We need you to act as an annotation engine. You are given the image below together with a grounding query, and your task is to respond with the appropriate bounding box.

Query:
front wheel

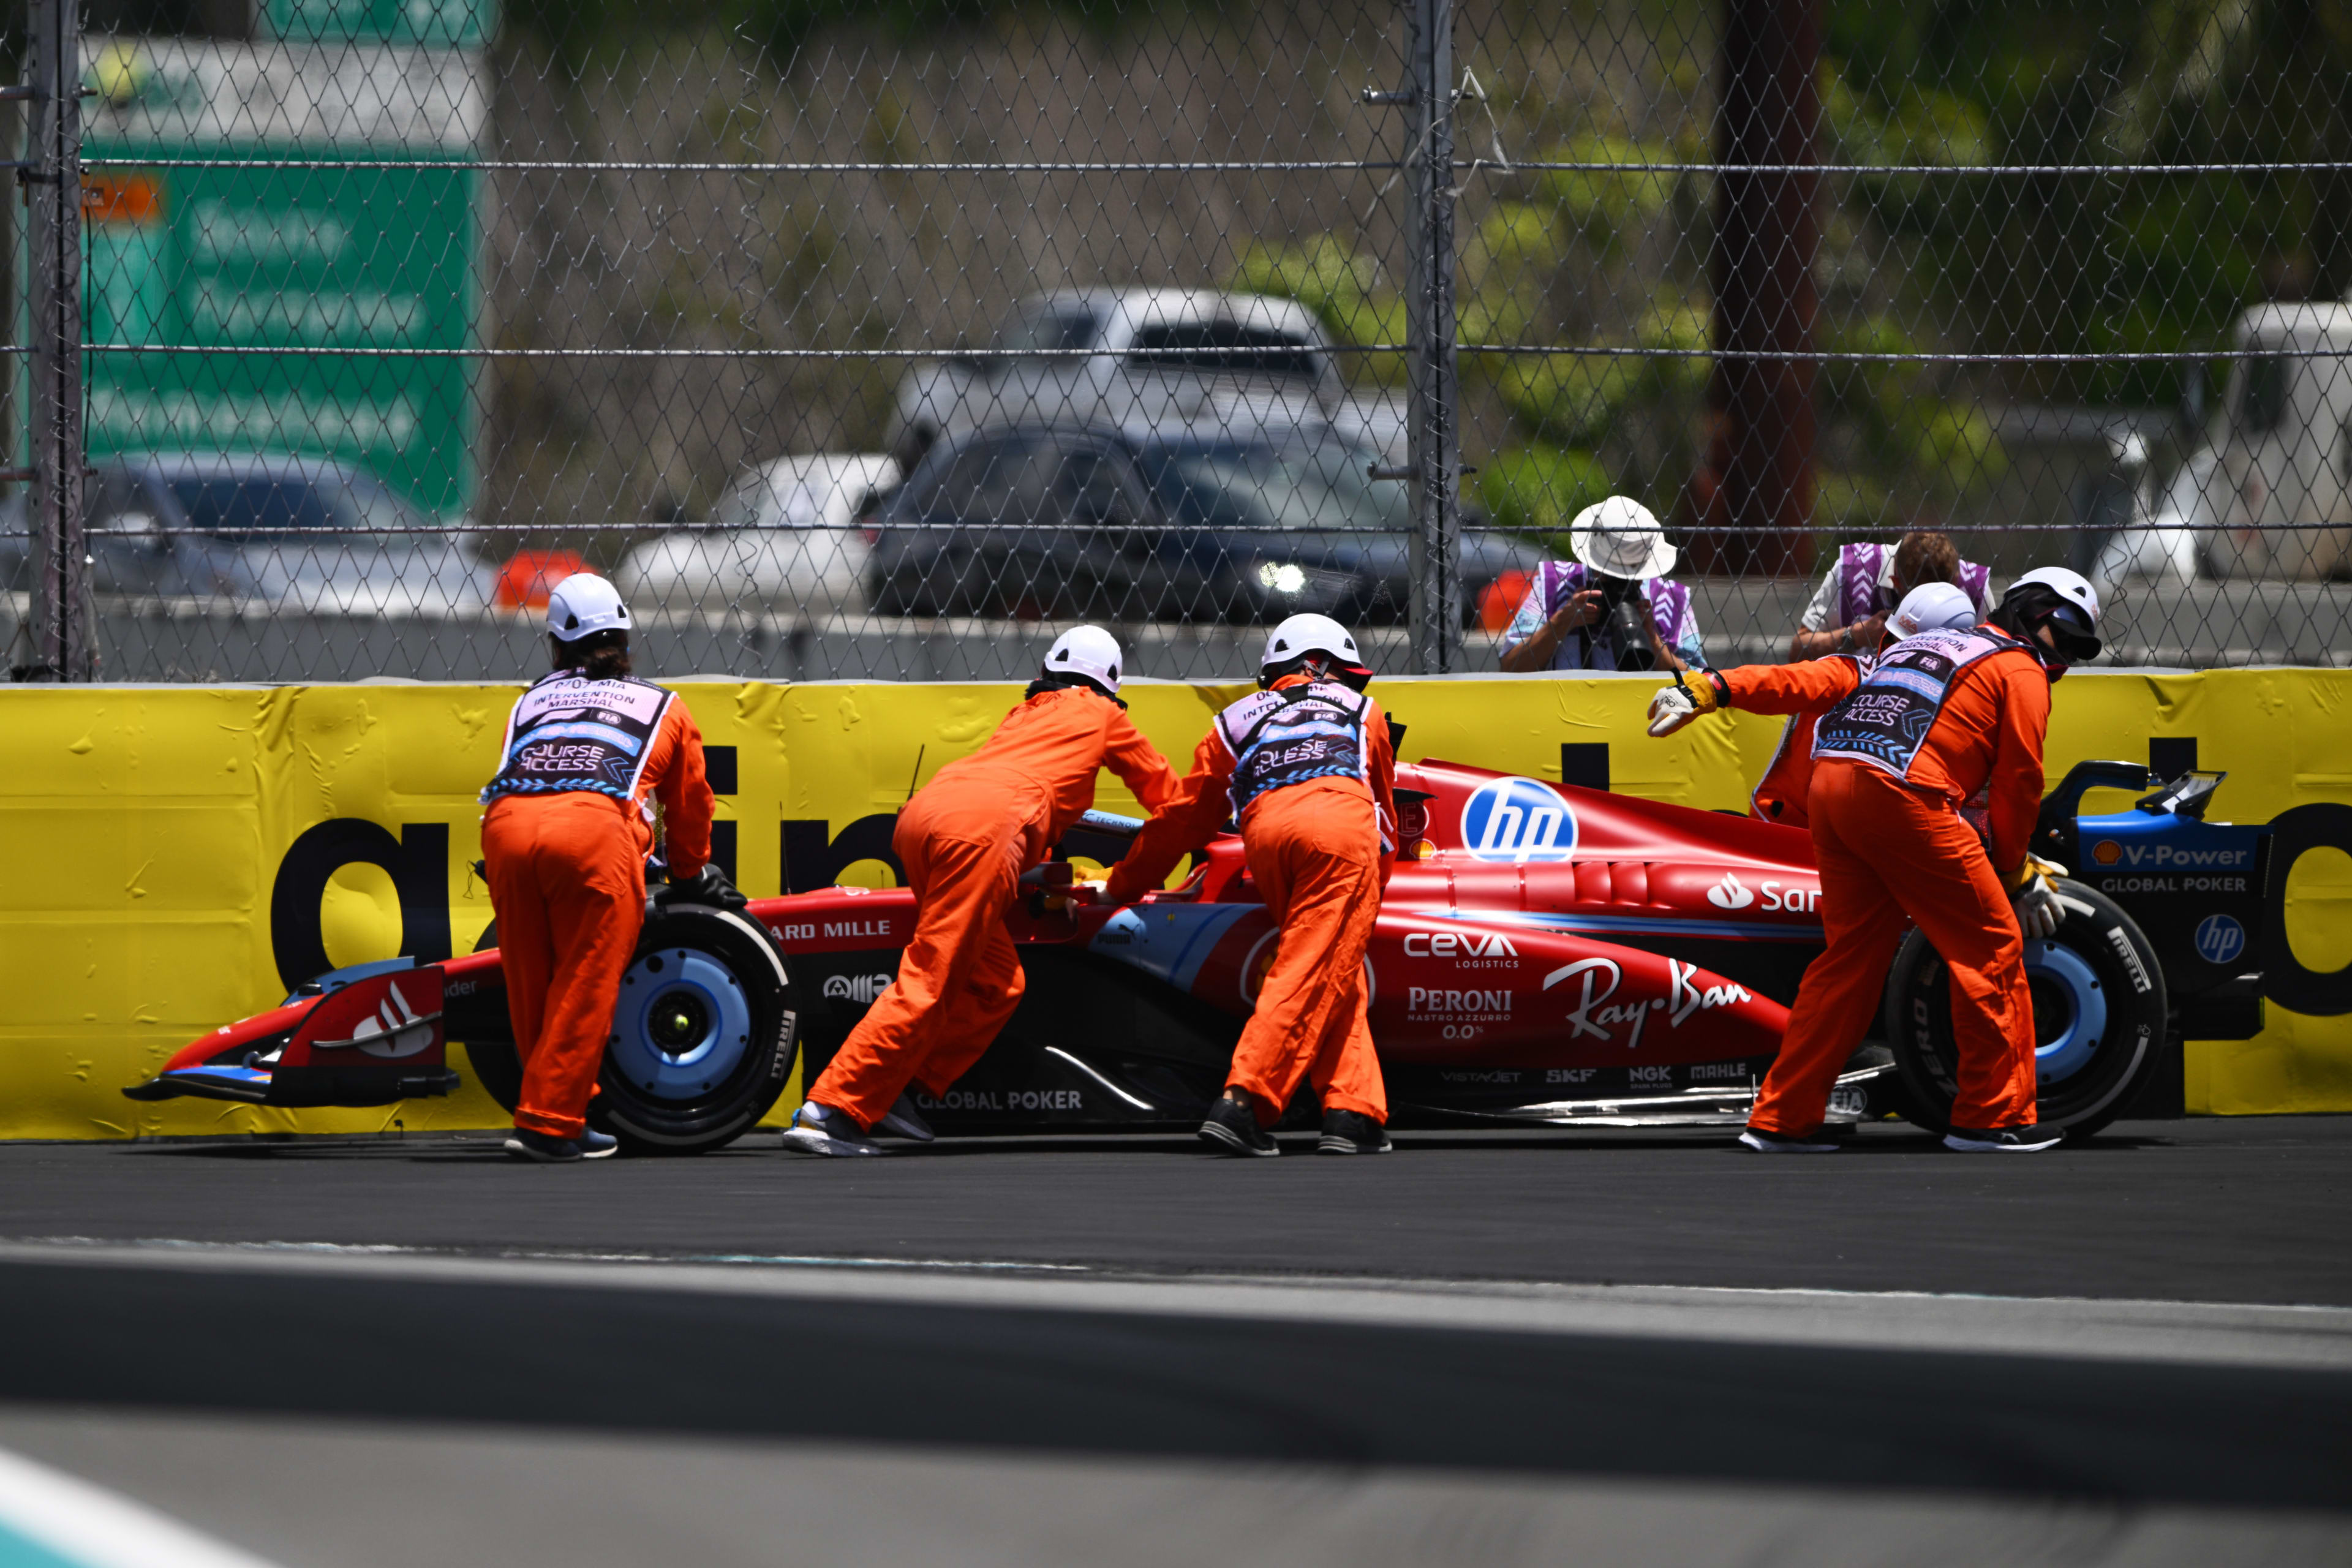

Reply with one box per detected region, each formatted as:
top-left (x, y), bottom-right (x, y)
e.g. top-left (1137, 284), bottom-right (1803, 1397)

top-left (593, 905), bottom-right (800, 1153)
top-left (1883, 878), bottom-right (2168, 1141)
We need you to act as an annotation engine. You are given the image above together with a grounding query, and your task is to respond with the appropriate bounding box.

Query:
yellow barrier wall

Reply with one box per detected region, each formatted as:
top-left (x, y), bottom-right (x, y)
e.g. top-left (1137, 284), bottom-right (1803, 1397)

top-left (2, 670), bottom-right (2346, 1139)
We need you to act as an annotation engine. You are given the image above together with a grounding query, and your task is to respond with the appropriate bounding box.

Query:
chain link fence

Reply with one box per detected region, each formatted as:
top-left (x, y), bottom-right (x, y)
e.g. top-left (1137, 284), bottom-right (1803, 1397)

top-left (4, 0), bottom-right (2348, 684)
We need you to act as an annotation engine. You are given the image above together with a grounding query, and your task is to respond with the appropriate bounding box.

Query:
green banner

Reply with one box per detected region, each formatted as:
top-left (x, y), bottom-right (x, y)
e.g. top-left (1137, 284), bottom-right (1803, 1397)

top-left (262, 0), bottom-right (496, 50)
top-left (83, 153), bottom-right (477, 516)
top-left (69, 39), bottom-right (483, 517)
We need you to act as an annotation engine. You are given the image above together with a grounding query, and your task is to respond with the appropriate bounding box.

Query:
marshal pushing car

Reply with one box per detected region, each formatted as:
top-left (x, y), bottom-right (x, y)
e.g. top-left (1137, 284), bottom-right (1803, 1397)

top-left (129, 755), bottom-right (2352, 1150)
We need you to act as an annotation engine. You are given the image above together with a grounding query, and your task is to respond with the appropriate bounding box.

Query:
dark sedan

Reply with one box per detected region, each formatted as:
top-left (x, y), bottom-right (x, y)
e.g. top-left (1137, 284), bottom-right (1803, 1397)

top-left (0, 451), bottom-right (488, 616)
top-left (864, 426), bottom-right (1548, 624)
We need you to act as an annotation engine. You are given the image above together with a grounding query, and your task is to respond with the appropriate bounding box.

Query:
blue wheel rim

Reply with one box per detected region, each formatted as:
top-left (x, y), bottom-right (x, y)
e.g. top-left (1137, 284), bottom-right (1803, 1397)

top-left (609, 947), bottom-right (753, 1101)
top-left (2025, 940), bottom-right (2108, 1085)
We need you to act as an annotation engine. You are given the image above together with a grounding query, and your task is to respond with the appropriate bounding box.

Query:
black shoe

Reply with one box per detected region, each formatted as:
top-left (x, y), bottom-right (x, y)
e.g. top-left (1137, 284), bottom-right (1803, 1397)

top-left (1317, 1109), bottom-right (1392, 1155)
top-left (503, 1127), bottom-right (616, 1163)
top-left (780, 1101), bottom-right (888, 1157)
top-left (873, 1091), bottom-right (936, 1143)
top-left (1738, 1125), bottom-right (1841, 1153)
top-left (1198, 1095), bottom-right (1279, 1157)
top-left (1944, 1123), bottom-right (2064, 1152)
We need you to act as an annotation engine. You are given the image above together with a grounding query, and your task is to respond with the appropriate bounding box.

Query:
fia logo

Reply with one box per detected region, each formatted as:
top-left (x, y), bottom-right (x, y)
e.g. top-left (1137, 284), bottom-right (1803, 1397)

top-left (1704, 872), bottom-right (1754, 910)
top-left (2193, 914), bottom-right (2246, 967)
top-left (1460, 777), bottom-right (1577, 864)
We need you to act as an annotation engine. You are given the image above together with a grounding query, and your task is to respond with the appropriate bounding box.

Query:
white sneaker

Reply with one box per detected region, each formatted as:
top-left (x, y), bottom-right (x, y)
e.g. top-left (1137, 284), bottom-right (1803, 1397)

top-left (779, 1102), bottom-right (887, 1157)
top-left (1738, 1126), bottom-right (1841, 1153)
top-left (1943, 1125), bottom-right (2064, 1152)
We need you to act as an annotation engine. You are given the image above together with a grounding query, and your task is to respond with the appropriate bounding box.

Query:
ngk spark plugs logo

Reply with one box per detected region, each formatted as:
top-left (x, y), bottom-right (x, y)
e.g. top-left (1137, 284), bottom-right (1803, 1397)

top-left (1460, 777), bottom-right (1577, 864)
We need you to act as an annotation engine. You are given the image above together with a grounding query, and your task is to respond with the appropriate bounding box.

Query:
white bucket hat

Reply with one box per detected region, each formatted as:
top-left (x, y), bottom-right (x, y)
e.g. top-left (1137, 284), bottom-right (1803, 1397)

top-left (1569, 496), bottom-right (1677, 582)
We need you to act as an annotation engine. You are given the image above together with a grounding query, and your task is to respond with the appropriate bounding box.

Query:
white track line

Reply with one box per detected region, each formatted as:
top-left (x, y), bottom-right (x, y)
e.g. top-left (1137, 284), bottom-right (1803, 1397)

top-left (4, 1238), bottom-right (2349, 1374)
top-left (0, 1444), bottom-right (281, 1568)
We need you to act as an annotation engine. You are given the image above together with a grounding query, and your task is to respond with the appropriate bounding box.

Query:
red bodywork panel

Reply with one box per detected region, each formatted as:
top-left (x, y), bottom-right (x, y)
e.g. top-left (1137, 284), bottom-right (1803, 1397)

top-left (157, 759), bottom-right (1829, 1096)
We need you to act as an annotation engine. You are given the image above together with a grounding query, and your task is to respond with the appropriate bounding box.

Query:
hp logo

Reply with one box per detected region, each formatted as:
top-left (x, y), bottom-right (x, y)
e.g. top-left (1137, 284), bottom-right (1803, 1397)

top-left (1460, 776), bottom-right (1577, 864)
top-left (2193, 914), bottom-right (2246, 967)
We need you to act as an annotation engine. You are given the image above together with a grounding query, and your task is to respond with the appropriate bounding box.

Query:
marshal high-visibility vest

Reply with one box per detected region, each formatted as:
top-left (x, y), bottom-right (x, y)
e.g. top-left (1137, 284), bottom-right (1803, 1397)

top-left (480, 671), bottom-right (677, 812)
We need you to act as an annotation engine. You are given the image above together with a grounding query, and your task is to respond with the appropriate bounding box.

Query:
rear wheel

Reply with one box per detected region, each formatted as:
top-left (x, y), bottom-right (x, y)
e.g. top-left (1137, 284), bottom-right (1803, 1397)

top-left (1883, 878), bottom-right (2168, 1140)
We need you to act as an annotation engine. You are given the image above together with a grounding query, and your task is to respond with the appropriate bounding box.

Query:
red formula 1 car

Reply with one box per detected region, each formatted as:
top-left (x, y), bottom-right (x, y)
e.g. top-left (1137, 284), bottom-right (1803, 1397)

top-left (136, 748), bottom-right (2337, 1152)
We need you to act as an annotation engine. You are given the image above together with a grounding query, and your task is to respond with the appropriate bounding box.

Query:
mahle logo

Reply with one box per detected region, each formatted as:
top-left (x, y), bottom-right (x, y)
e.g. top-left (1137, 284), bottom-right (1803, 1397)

top-left (1460, 777), bottom-right (1577, 864)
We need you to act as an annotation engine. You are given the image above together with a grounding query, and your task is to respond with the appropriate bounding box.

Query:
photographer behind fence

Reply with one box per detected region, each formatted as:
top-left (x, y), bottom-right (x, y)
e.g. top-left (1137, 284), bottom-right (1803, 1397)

top-left (1787, 530), bottom-right (1991, 662)
top-left (1496, 497), bottom-right (1707, 674)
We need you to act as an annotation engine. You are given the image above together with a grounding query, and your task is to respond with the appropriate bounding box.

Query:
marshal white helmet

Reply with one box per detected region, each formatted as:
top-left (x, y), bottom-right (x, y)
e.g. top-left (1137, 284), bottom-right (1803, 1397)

top-left (1041, 624), bottom-right (1124, 695)
top-left (1890, 581), bottom-right (1980, 639)
top-left (546, 572), bottom-right (631, 643)
top-left (2002, 565), bottom-right (2103, 662)
top-left (1260, 613), bottom-right (1366, 681)
top-left (2005, 565), bottom-right (2101, 627)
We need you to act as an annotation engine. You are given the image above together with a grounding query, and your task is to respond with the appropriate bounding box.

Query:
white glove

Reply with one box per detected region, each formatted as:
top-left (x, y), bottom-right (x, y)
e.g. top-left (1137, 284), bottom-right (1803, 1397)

top-left (1646, 685), bottom-right (1699, 737)
top-left (2008, 856), bottom-right (2067, 940)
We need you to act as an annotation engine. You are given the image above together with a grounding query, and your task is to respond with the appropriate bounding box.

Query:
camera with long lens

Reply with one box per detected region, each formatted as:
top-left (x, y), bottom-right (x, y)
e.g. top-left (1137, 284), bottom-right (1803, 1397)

top-left (1595, 576), bottom-right (1657, 671)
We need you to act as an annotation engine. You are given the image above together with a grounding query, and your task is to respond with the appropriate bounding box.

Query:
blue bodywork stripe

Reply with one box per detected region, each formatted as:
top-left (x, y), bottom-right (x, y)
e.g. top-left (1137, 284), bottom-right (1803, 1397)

top-left (1087, 903), bottom-right (1257, 990)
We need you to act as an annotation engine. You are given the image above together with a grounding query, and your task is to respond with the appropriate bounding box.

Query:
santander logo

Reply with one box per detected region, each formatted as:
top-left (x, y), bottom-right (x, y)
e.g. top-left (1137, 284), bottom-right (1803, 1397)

top-left (1705, 873), bottom-right (1755, 910)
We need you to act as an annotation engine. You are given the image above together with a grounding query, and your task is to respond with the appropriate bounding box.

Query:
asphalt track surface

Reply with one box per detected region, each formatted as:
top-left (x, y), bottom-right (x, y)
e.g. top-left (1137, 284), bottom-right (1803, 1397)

top-left (3, 1115), bottom-right (2350, 1566)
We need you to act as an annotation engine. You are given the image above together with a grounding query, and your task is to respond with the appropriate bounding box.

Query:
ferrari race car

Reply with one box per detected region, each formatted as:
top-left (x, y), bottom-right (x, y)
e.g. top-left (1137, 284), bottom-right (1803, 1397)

top-left (129, 756), bottom-right (2352, 1151)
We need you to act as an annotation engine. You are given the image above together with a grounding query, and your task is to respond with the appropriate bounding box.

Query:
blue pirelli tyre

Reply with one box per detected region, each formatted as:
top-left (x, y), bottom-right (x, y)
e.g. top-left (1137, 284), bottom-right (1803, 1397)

top-left (1883, 878), bottom-right (2169, 1140)
top-left (593, 905), bottom-right (801, 1153)
top-left (459, 904), bottom-right (799, 1154)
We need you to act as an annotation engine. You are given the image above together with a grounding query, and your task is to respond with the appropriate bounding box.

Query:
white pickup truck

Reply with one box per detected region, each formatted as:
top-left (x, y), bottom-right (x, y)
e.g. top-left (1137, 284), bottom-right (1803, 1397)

top-left (887, 289), bottom-right (1406, 468)
top-left (2099, 301), bottom-right (2352, 585)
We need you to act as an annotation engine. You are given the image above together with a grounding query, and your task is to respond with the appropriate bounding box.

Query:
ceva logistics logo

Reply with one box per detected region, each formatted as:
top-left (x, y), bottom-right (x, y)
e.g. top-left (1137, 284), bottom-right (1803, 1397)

top-left (1460, 776), bottom-right (1577, 864)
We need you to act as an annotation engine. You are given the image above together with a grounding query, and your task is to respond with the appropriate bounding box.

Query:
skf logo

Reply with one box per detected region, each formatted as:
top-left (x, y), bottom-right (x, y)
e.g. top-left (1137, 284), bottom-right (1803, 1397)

top-left (1460, 777), bottom-right (1577, 864)
top-left (822, 973), bottom-right (895, 1005)
top-left (1705, 873), bottom-right (1755, 910)
top-left (2093, 839), bottom-right (2123, 866)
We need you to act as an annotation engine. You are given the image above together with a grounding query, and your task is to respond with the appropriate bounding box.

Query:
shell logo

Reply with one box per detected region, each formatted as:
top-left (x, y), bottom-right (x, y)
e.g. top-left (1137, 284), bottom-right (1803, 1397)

top-left (2093, 839), bottom-right (2123, 866)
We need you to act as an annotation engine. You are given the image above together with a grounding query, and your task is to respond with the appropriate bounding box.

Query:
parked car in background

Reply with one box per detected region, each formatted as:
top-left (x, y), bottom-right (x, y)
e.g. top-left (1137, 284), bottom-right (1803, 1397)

top-left (2097, 302), bottom-right (2352, 587)
top-left (616, 454), bottom-right (898, 620)
top-left (887, 290), bottom-right (1406, 470)
top-left (0, 451), bottom-right (491, 616)
top-left (866, 424), bottom-right (1548, 625)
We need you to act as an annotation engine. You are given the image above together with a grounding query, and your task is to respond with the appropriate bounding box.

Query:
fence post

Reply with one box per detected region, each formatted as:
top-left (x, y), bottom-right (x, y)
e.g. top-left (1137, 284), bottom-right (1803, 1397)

top-left (21, 0), bottom-right (89, 682)
top-left (1697, 0), bottom-right (1819, 578)
top-left (1402, 0), bottom-right (1463, 673)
